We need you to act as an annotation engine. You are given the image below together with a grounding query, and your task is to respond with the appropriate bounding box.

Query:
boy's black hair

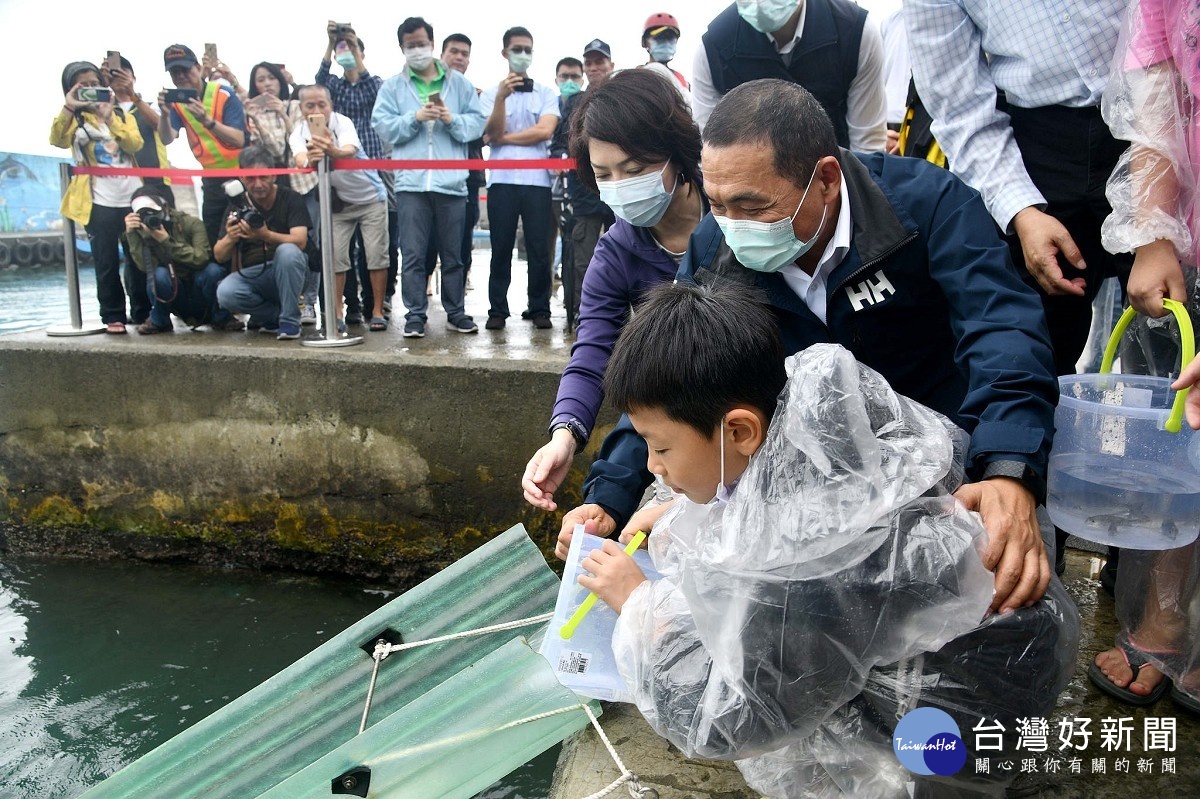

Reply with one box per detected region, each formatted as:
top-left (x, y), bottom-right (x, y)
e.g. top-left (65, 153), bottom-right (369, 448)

top-left (604, 282), bottom-right (787, 436)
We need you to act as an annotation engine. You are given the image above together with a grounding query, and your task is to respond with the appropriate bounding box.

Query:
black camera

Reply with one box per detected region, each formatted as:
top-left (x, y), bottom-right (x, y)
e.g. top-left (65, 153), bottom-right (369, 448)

top-left (223, 180), bottom-right (265, 229)
top-left (137, 208), bottom-right (165, 230)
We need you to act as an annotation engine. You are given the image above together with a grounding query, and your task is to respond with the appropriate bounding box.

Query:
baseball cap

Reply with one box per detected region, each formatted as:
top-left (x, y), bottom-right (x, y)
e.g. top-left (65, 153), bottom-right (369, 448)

top-left (163, 44), bottom-right (199, 71)
top-left (583, 39), bottom-right (612, 59)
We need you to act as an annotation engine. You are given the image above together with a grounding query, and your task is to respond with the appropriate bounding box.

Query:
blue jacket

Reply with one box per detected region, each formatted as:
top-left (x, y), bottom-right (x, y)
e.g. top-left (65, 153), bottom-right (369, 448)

top-left (371, 63), bottom-right (485, 197)
top-left (583, 150), bottom-right (1058, 529)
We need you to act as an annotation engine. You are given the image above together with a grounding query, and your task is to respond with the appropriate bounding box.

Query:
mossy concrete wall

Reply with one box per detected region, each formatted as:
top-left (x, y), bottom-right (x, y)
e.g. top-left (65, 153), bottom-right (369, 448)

top-left (0, 337), bottom-right (609, 583)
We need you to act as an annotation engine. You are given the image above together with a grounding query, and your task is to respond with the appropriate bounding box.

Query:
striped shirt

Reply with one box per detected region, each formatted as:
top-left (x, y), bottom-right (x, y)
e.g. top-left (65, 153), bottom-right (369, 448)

top-left (905, 0), bottom-right (1129, 231)
top-left (315, 61), bottom-right (385, 159)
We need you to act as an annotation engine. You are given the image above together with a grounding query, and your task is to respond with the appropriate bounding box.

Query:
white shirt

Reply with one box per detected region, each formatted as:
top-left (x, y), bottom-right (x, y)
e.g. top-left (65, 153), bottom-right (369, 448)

top-left (780, 180), bottom-right (852, 325)
top-left (479, 81), bottom-right (560, 188)
top-left (289, 112), bottom-right (384, 206)
top-left (691, 2), bottom-right (888, 152)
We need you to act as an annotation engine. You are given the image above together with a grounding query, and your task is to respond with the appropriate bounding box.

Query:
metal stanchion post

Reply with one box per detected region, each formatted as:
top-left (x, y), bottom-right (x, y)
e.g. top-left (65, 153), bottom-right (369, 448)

top-left (304, 156), bottom-right (362, 348)
top-left (48, 162), bottom-right (106, 336)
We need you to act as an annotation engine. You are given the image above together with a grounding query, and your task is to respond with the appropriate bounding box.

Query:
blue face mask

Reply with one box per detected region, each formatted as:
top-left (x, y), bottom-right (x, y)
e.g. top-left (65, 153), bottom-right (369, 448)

top-left (736, 0), bottom-right (799, 34)
top-left (597, 164), bottom-right (678, 227)
top-left (648, 39), bottom-right (677, 63)
top-left (335, 51), bottom-right (356, 69)
top-left (714, 166), bottom-right (826, 272)
top-left (558, 79), bottom-right (582, 99)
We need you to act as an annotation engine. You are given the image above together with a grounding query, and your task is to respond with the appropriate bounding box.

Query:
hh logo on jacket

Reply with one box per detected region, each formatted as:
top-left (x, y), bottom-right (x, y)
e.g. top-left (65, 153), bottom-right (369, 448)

top-left (845, 270), bottom-right (895, 311)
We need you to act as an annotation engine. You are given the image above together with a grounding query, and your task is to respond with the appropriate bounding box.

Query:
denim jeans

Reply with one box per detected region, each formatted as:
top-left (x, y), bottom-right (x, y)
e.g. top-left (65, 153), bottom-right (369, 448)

top-left (146, 261), bottom-right (230, 327)
top-left (397, 191), bottom-right (467, 324)
top-left (215, 243), bottom-right (307, 327)
top-left (487, 183), bottom-right (552, 319)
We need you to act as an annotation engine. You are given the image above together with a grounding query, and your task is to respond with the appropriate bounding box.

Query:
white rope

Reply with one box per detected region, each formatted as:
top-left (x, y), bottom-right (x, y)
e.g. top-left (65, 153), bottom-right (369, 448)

top-left (379, 611), bottom-right (556, 656)
top-left (354, 611), bottom-right (656, 799)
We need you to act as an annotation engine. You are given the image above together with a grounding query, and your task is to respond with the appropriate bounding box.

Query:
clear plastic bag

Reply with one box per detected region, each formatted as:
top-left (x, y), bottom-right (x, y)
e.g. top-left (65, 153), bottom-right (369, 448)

top-left (613, 345), bottom-right (1078, 797)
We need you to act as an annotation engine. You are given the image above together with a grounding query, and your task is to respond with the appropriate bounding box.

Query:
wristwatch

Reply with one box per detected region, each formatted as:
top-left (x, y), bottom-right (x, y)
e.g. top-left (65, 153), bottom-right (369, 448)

top-left (548, 417), bottom-right (589, 449)
top-left (982, 460), bottom-right (1046, 505)
top-left (205, 118), bottom-right (217, 130)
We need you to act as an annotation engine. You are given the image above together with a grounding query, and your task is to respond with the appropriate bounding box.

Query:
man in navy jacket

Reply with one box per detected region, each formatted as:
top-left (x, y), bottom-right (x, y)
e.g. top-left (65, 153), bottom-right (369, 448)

top-left (563, 79), bottom-right (1058, 614)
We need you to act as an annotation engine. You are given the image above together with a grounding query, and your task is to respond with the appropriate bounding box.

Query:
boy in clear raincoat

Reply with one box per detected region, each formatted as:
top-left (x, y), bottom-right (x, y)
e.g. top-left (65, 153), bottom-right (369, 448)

top-left (579, 282), bottom-right (1078, 798)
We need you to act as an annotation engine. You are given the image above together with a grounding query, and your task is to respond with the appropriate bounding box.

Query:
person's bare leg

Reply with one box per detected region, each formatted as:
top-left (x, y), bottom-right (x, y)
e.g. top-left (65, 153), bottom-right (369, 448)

top-left (334, 273), bottom-right (347, 320)
top-left (370, 270), bottom-right (387, 320)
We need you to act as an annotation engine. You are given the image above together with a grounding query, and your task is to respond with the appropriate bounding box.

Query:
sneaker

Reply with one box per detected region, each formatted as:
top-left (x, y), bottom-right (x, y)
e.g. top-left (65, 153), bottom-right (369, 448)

top-left (137, 320), bottom-right (173, 335)
top-left (276, 323), bottom-right (302, 340)
top-left (382, 297), bottom-right (393, 313)
top-left (403, 320), bottom-right (426, 338)
top-left (531, 314), bottom-right (553, 330)
top-left (520, 309), bottom-right (533, 320)
top-left (212, 317), bottom-right (246, 332)
top-left (259, 323), bottom-right (279, 335)
top-left (446, 317), bottom-right (479, 334)
top-left (246, 318), bottom-right (263, 331)
top-left (300, 305), bottom-right (318, 326)
top-left (345, 312), bottom-right (364, 325)
top-left (485, 315), bottom-right (506, 330)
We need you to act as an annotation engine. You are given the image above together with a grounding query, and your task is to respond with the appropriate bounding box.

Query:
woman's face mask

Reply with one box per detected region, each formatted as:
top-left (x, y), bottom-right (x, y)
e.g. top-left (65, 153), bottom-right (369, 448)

top-left (597, 163), bottom-right (679, 228)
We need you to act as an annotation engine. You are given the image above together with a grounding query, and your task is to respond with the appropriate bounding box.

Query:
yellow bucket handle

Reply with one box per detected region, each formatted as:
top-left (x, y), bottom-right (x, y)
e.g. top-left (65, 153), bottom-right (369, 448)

top-left (1099, 298), bottom-right (1195, 433)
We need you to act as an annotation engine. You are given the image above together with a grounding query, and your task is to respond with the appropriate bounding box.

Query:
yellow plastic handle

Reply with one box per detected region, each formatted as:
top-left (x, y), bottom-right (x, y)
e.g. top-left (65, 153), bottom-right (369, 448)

top-left (559, 530), bottom-right (647, 640)
top-left (1099, 298), bottom-right (1195, 433)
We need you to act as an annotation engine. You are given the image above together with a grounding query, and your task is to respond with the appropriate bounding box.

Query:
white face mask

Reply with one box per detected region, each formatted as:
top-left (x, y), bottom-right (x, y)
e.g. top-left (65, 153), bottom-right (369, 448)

top-left (507, 52), bottom-right (533, 73)
top-left (597, 164), bottom-right (678, 227)
top-left (714, 165), bottom-right (826, 273)
top-left (736, 0), bottom-right (800, 34)
top-left (404, 45), bottom-right (434, 72)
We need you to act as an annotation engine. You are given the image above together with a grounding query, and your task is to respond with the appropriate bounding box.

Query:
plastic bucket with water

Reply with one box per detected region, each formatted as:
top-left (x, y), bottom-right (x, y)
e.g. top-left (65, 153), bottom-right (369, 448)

top-left (1047, 299), bottom-right (1200, 550)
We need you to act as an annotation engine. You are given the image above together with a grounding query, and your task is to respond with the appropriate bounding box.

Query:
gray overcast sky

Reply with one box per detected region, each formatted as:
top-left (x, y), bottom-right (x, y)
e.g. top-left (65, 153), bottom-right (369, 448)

top-left (5, 0), bottom-right (896, 162)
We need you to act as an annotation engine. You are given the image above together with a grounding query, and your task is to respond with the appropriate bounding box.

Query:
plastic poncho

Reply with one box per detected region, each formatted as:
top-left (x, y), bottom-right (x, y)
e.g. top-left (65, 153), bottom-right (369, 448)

top-left (1100, 0), bottom-right (1200, 713)
top-left (613, 345), bottom-right (1078, 798)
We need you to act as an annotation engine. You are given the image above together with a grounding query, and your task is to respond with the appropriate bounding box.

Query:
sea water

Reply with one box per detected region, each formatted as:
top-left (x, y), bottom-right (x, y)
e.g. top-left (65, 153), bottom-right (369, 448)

top-left (1047, 452), bottom-right (1200, 550)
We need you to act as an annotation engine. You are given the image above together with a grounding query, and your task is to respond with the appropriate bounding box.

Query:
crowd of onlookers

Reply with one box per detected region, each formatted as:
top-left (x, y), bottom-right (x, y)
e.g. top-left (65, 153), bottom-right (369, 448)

top-left (52, 3), bottom-right (1200, 793)
top-left (53, 12), bottom-right (708, 340)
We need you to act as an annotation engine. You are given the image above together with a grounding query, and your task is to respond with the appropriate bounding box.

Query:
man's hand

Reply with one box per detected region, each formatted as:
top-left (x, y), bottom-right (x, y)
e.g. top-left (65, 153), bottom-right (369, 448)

top-left (522, 429), bottom-right (577, 511)
top-left (156, 89), bottom-right (170, 114)
top-left (415, 103), bottom-right (440, 123)
top-left (955, 477), bottom-right (1050, 613)
top-left (307, 131), bottom-right (334, 156)
top-left (1012, 207), bottom-right (1087, 296)
top-left (555, 504), bottom-right (615, 561)
top-left (108, 67), bottom-right (135, 98)
top-left (885, 128), bottom-right (900, 155)
top-left (1171, 356), bottom-right (1200, 430)
top-left (1128, 239), bottom-right (1186, 318)
top-left (578, 538), bottom-right (647, 614)
top-left (496, 72), bottom-right (523, 101)
top-left (436, 106), bottom-right (454, 125)
top-left (185, 98), bottom-right (213, 129)
top-left (224, 215), bottom-right (250, 241)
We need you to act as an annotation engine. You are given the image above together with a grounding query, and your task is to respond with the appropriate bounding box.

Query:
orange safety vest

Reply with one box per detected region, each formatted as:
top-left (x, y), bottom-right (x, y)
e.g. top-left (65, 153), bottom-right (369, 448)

top-left (175, 82), bottom-right (242, 169)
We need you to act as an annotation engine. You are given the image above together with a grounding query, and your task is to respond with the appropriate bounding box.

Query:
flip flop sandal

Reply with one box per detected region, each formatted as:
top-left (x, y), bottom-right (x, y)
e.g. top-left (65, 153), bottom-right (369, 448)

top-left (1088, 636), bottom-right (1172, 707)
top-left (369, 317), bottom-right (388, 331)
top-left (105, 321), bottom-right (127, 334)
top-left (1170, 685), bottom-right (1200, 716)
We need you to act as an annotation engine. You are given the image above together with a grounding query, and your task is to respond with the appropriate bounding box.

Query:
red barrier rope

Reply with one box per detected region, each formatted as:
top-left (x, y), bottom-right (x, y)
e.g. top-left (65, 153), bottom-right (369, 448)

top-left (71, 157), bottom-right (576, 178)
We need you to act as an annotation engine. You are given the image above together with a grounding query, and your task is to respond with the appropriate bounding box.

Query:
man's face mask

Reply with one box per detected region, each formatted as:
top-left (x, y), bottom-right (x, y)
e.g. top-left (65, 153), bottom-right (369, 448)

top-left (736, 0), bottom-right (799, 34)
top-left (714, 165), bottom-right (826, 273)
top-left (507, 47), bottom-right (533, 73)
top-left (404, 45), bottom-right (434, 72)
top-left (648, 38), bottom-right (677, 63)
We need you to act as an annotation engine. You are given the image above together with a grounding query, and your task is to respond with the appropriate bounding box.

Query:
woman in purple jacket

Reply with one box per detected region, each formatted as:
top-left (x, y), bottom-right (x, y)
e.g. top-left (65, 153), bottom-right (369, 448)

top-left (522, 68), bottom-right (707, 511)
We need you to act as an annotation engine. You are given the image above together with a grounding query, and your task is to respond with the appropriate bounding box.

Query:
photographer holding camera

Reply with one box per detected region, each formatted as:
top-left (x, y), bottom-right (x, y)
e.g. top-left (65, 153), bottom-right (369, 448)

top-left (52, 60), bottom-right (144, 334)
top-left (124, 185), bottom-right (240, 334)
top-left (213, 146), bottom-right (311, 341)
top-left (157, 44), bottom-right (249, 246)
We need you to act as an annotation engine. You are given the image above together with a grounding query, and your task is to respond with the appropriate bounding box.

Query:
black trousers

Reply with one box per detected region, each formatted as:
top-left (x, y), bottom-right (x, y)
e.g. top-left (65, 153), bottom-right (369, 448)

top-left (487, 183), bottom-right (552, 319)
top-left (1006, 103), bottom-right (1133, 376)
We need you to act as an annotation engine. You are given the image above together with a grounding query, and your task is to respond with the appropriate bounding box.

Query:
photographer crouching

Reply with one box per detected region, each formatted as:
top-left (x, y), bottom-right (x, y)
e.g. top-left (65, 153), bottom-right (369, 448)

top-left (213, 145), bottom-right (312, 340)
top-left (124, 184), bottom-right (243, 334)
